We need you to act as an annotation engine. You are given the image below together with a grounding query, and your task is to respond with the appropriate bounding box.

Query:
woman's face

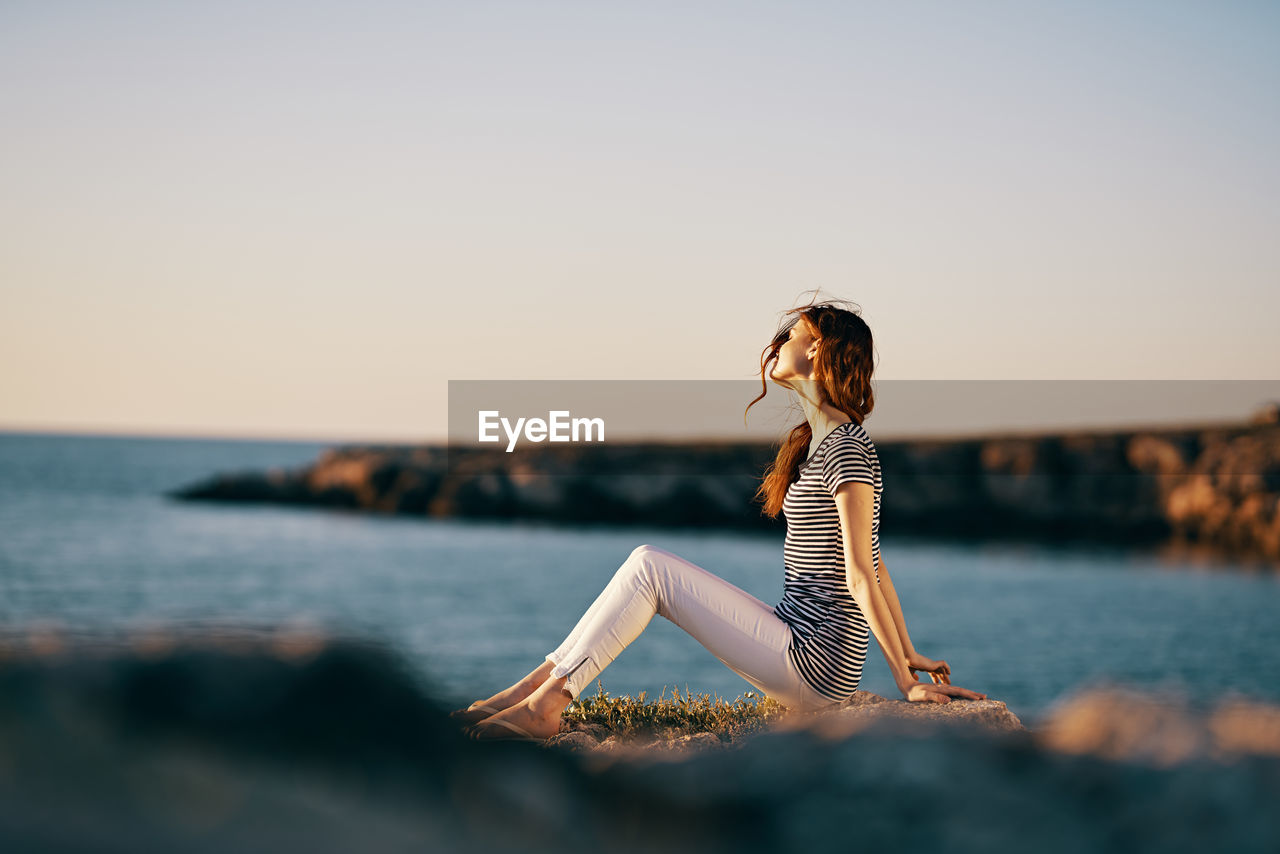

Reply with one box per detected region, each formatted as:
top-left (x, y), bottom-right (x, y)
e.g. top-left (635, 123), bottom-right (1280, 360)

top-left (769, 319), bottom-right (818, 389)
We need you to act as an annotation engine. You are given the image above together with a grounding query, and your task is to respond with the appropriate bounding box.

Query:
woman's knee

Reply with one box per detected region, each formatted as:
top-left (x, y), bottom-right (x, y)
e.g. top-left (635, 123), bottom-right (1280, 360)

top-left (606, 544), bottom-right (661, 589)
top-left (629, 543), bottom-right (659, 562)
top-left (624, 544), bottom-right (665, 579)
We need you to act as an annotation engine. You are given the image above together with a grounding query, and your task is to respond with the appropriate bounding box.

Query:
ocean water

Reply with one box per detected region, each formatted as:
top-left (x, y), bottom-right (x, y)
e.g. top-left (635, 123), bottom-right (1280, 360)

top-left (1, 430), bottom-right (1277, 729)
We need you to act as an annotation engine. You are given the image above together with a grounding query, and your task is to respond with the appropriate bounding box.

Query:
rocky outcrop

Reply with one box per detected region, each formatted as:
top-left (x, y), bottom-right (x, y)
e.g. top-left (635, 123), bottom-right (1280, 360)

top-left (546, 691), bottom-right (1028, 766)
top-left (772, 690), bottom-right (1027, 737)
top-left (549, 684), bottom-right (1280, 769)
top-left (170, 412), bottom-right (1280, 564)
top-left (2, 629), bottom-right (1278, 853)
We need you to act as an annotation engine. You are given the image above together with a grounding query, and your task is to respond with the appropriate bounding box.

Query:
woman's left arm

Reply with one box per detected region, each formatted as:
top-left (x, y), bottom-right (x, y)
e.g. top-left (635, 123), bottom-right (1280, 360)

top-left (833, 482), bottom-right (915, 697)
top-left (875, 556), bottom-right (917, 659)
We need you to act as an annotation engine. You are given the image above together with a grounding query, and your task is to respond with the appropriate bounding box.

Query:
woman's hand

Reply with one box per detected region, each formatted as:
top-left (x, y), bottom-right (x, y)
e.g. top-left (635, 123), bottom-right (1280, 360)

top-left (906, 651), bottom-right (951, 684)
top-left (902, 681), bottom-right (987, 704)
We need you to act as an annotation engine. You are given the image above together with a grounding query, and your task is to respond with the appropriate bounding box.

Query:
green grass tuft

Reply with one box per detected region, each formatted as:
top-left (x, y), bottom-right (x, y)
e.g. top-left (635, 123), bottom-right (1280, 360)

top-left (560, 679), bottom-right (791, 741)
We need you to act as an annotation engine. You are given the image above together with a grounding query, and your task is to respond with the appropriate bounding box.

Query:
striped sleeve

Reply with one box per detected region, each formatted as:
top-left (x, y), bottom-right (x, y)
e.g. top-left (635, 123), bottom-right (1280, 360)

top-left (821, 437), bottom-right (876, 496)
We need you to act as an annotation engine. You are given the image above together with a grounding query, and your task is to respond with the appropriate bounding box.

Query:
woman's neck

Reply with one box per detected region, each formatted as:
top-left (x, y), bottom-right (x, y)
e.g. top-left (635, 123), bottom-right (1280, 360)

top-left (783, 379), bottom-right (853, 450)
top-left (791, 389), bottom-right (851, 446)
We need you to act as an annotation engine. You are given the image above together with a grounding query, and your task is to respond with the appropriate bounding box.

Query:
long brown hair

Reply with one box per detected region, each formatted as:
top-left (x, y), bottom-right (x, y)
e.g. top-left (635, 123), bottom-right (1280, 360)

top-left (744, 296), bottom-right (877, 518)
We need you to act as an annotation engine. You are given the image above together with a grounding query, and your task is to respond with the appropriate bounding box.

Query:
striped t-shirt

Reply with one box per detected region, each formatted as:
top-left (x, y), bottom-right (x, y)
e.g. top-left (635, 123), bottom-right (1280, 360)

top-left (773, 420), bottom-right (884, 703)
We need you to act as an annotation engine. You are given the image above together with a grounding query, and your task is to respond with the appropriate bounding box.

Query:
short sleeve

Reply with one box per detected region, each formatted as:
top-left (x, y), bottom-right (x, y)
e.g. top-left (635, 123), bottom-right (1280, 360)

top-left (821, 437), bottom-right (877, 496)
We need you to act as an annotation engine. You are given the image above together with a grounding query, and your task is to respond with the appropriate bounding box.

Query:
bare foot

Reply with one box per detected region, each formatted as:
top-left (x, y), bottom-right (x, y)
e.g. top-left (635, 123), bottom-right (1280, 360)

top-left (449, 702), bottom-right (506, 726)
top-left (450, 660), bottom-right (555, 726)
top-left (469, 698), bottom-right (564, 741)
top-left (468, 677), bottom-right (573, 741)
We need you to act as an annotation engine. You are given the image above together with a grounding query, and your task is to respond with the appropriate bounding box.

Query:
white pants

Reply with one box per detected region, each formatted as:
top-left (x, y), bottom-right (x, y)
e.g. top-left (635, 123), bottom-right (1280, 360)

top-left (544, 543), bottom-right (839, 712)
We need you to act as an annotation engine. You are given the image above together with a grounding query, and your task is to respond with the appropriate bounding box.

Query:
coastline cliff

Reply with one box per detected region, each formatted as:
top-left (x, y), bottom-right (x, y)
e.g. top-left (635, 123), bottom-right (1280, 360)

top-left (170, 413), bottom-right (1280, 565)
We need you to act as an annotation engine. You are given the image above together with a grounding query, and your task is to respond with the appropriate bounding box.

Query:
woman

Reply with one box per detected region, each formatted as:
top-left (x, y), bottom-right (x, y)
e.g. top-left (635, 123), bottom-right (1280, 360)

top-left (455, 299), bottom-right (986, 740)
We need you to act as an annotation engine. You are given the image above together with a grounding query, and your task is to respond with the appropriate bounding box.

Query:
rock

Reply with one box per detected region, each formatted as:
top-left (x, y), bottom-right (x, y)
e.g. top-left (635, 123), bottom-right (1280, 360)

top-left (668, 732), bottom-right (725, 752)
top-left (1128, 435), bottom-right (1188, 476)
top-left (1252, 401), bottom-right (1280, 426)
top-left (553, 691), bottom-right (1025, 765)
top-left (596, 735), bottom-right (625, 751)
top-left (769, 691), bottom-right (1028, 741)
top-left (544, 731), bottom-right (600, 752)
top-left (1036, 686), bottom-right (1280, 766)
top-left (561, 721), bottom-right (611, 741)
top-left (3, 630), bottom-right (1280, 854)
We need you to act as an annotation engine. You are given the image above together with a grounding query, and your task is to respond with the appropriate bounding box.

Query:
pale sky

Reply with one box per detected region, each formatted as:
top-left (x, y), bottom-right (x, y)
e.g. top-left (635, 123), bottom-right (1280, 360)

top-left (2, 1), bottom-right (1277, 443)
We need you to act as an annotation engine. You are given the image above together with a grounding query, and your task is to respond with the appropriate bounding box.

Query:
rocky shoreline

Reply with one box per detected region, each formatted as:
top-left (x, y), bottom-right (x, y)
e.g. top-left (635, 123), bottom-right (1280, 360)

top-left (171, 413), bottom-right (1280, 565)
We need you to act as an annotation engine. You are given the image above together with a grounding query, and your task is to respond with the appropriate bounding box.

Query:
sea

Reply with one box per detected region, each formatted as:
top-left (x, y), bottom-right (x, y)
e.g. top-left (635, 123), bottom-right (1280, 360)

top-left (2, 430), bottom-right (1278, 730)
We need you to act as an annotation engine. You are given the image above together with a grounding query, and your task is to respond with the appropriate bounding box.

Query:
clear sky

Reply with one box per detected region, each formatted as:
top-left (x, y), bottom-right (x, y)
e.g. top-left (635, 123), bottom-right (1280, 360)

top-left (2, 1), bottom-right (1277, 443)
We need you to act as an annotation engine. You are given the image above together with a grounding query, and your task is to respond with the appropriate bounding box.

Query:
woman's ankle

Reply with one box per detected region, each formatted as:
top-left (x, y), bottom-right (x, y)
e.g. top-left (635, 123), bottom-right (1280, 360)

top-left (526, 676), bottom-right (572, 717)
top-left (476, 661), bottom-right (559, 710)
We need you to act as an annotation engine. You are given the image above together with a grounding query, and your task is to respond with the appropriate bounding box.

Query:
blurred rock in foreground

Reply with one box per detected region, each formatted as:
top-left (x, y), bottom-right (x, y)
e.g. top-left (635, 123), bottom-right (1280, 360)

top-left (2, 629), bottom-right (1278, 853)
